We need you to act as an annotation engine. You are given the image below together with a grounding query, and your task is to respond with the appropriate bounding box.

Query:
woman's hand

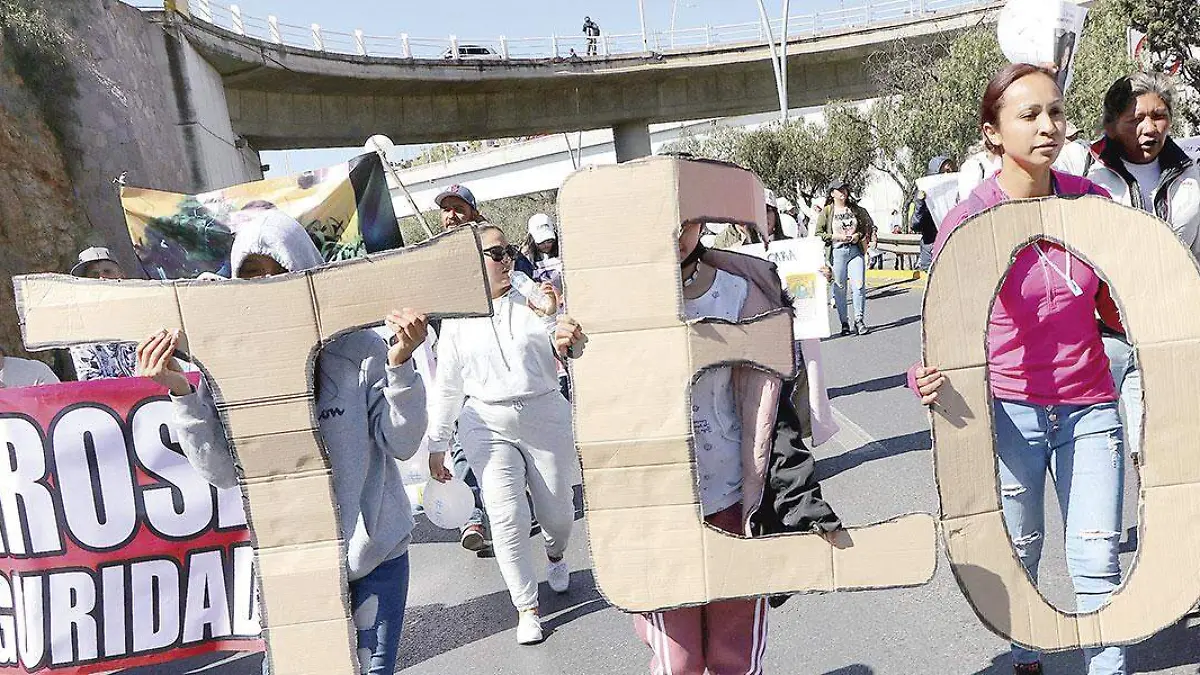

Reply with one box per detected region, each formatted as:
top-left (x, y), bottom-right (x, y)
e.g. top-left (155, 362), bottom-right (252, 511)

top-left (915, 366), bottom-right (946, 406)
top-left (384, 308), bottom-right (429, 367)
top-left (554, 315), bottom-right (587, 359)
top-left (137, 329), bottom-right (191, 396)
top-left (427, 451), bottom-right (453, 483)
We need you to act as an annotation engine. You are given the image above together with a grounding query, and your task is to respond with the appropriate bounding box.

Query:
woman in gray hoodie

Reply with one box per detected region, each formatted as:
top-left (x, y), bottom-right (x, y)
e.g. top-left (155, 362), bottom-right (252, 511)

top-left (136, 204), bottom-right (429, 675)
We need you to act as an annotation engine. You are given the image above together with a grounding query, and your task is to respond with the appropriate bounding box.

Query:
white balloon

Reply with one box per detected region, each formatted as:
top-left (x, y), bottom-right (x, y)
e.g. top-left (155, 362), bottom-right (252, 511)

top-left (422, 479), bottom-right (474, 530)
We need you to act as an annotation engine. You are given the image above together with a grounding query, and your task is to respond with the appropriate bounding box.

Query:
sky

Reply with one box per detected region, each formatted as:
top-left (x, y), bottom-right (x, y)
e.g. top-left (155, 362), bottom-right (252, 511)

top-left (229, 0), bottom-right (856, 176)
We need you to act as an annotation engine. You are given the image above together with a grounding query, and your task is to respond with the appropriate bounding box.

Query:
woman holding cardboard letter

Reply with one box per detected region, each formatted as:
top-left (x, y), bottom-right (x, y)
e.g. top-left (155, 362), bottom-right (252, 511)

top-left (912, 63), bottom-right (1126, 675)
top-left (425, 224), bottom-right (587, 646)
top-left (632, 220), bottom-right (843, 675)
top-left (136, 212), bottom-right (429, 675)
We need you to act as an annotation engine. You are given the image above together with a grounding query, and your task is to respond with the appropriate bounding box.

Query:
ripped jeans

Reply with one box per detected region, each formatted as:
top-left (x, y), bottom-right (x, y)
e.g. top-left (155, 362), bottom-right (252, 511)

top-left (993, 400), bottom-right (1125, 674)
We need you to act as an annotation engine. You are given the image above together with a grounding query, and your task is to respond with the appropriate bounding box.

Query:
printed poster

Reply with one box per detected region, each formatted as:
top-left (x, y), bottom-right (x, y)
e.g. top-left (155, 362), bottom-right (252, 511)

top-left (736, 238), bottom-right (831, 340)
top-left (122, 153), bottom-right (402, 280)
top-left (0, 376), bottom-right (262, 673)
top-left (997, 0), bottom-right (1088, 93)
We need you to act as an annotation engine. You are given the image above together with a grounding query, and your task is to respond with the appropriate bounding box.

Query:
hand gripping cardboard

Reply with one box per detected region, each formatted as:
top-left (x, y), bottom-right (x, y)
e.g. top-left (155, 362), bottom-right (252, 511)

top-left (557, 156), bottom-right (936, 613)
top-left (13, 227), bottom-right (491, 675)
top-left (924, 196), bottom-right (1200, 650)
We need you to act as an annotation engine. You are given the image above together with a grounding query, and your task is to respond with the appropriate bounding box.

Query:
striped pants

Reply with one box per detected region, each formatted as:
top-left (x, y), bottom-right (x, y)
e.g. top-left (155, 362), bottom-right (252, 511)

top-left (633, 504), bottom-right (769, 674)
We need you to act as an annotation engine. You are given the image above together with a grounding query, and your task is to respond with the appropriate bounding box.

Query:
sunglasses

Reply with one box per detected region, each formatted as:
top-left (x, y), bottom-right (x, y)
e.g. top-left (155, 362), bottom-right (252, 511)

top-left (482, 244), bottom-right (519, 262)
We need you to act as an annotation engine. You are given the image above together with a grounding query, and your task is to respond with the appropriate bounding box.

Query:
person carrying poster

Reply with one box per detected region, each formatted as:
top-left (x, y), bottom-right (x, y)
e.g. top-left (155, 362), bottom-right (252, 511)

top-left (425, 224), bottom-right (588, 646)
top-left (135, 213), bottom-right (430, 675)
top-left (67, 246), bottom-right (139, 381)
top-left (912, 63), bottom-right (1126, 675)
top-left (634, 220), bottom-right (842, 675)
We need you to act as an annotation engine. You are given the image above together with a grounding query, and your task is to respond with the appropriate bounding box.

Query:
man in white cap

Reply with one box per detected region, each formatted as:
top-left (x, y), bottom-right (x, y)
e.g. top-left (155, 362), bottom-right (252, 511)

top-left (775, 195), bottom-right (805, 238)
top-left (68, 247), bottom-right (138, 380)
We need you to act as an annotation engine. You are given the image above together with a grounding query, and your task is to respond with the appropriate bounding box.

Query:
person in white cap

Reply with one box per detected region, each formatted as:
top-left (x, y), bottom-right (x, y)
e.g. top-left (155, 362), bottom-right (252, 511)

top-left (775, 195), bottom-right (804, 238)
top-left (524, 213), bottom-right (560, 268)
top-left (68, 247), bottom-right (139, 381)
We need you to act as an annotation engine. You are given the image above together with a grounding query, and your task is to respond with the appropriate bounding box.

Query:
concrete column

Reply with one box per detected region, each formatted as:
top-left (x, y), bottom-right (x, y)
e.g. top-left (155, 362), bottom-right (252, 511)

top-left (613, 120), bottom-right (652, 163)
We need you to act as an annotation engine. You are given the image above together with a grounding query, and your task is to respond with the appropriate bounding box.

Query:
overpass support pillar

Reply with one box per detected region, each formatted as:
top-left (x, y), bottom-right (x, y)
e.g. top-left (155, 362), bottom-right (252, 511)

top-left (613, 120), bottom-right (652, 163)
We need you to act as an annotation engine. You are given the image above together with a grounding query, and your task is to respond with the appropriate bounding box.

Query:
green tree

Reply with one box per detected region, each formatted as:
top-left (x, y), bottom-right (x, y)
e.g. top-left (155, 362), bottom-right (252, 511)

top-left (1114, 0), bottom-right (1200, 130)
top-left (1066, 0), bottom-right (1139, 134)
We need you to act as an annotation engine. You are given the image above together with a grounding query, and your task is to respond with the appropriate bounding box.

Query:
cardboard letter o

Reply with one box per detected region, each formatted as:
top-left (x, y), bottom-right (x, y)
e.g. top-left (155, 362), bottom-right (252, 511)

top-left (14, 228), bottom-right (491, 675)
top-left (558, 157), bottom-right (937, 613)
top-left (925, 197), bottom-right (1200, 650)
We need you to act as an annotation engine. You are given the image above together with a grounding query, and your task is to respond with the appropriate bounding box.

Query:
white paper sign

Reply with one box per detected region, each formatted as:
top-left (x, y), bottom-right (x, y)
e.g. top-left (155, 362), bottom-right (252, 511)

top-left (997, 0), bottom-right (1088, 93)
top-left (916, 173), bottom-right (962, 230)
top-left (736, 238), bottom-right (831, 339)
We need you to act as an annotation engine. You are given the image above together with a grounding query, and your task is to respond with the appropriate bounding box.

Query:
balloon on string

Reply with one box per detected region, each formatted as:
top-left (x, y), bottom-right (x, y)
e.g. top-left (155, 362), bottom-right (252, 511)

top-left (422, 478), bottom-right (474, 530)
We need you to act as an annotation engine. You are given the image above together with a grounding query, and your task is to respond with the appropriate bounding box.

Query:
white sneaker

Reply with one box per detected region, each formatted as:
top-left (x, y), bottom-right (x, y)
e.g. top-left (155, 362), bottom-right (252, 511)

top-left (547, 558), bottom-right (570, 593)
top-left (516, 610), bottom-right (544, 645)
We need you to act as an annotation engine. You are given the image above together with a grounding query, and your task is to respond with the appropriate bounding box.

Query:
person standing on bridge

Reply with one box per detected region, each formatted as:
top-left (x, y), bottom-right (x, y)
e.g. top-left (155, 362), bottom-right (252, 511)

top-left (583, 16), bottom-right (601, 56)
top-left (426, 224), bottom-right (588, 646)
top-left (912, 63), bottom-right (1126, 675)
top-left (634, 217), bottom-right (842, 675)
top-left (815, 179), bottom-right (873, 336)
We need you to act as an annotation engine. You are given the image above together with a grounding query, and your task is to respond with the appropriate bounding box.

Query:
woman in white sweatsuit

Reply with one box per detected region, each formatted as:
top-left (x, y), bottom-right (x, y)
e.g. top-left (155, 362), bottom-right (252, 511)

top-left (426, 224), bottom-right (587, 645)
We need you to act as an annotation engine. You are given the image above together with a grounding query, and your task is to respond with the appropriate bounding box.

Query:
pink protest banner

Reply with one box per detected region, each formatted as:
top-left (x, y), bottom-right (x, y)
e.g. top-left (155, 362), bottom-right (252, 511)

top-left (0, 375), bottom-right (263, 673)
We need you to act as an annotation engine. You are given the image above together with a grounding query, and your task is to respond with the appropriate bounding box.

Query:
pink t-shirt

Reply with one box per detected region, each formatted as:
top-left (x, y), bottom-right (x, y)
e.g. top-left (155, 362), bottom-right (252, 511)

top-left (924, 172), bottom-right (1122, 405)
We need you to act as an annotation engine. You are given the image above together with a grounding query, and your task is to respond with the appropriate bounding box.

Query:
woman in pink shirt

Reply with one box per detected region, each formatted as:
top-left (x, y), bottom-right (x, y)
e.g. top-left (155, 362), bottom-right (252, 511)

top-left (915, 64), bottom-right (1126, 675)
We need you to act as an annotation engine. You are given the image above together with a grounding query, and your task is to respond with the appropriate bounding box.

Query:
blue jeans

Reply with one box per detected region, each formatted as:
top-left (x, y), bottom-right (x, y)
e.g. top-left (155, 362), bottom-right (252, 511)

top-left (451, 431), bottom-right (486, 529)
top-left (351, 553), bottom-right (410, 675)
top-left (260, 553), bottom-right (410, 675)
top-left (832, 244), bottom-right (865, 325)
top-left (917, 242), bottom-right (934, 271)
top-left (993, 400), bottom-right (1126, 674)
top-left (1102, 335), bottom-right (1142, 460)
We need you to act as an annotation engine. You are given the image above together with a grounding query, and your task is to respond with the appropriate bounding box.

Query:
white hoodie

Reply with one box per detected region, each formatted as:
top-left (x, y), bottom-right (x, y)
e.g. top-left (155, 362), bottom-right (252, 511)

top-left (171, 212), bottom-right (427, 581)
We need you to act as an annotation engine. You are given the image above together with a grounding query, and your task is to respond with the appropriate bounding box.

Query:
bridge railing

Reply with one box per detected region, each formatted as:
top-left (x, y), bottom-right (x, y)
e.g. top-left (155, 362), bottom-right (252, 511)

top-left (127, 0), bottom-right (994, 60)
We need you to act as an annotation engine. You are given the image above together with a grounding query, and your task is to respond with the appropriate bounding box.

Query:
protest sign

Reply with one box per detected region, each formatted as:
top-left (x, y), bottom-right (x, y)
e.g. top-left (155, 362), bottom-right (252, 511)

top-left (122, 153), bottom-right (401, 280)
top-left (915, 173), bottom-right (961, 231)
top-left (925, 196), bottom-right (1200, 650)
top-left (736, 238), bottom-right (832, 339)
top-left (14, 226), bottom-right (492, 675)
top-left (557, 156), bottom-right (937, 613)
top-left (997, 0), bottom-right (1088, 93)
top-left (0, 376), bottom-right (261, 674)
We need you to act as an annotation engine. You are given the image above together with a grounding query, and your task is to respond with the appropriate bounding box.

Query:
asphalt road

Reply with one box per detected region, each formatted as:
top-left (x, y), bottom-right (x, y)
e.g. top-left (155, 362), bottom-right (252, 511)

top-left (146, 275), bottom-right (1200, 675)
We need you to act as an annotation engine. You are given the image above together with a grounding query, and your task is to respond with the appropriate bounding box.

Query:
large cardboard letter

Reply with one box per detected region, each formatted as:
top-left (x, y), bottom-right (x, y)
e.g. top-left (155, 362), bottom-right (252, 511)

top-left (925, 197), bottom-right (1200, 649)
top-left (14, 227), bottom-right (491, 675)
top-left (557, 157), bottom-right (936, 612)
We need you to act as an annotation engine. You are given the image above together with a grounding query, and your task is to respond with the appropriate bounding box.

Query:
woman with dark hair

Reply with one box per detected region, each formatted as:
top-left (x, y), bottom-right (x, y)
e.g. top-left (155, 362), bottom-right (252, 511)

top-left (815, 180), bottom-right (874, 336)
top-left (1087, 72), bottom-right (1200, 466)
top-left (912, 63), bottom-right (1125, 675)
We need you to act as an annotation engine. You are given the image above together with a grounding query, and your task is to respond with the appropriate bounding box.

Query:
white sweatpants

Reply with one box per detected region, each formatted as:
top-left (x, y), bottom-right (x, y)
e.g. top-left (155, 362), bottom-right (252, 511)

top-left (458, 391), bottom-right (577, 611)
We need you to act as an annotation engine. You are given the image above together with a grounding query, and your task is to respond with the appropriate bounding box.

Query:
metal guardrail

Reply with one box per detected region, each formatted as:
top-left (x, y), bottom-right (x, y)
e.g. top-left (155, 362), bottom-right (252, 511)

top-left (125, 0), bottom-right (993, 61)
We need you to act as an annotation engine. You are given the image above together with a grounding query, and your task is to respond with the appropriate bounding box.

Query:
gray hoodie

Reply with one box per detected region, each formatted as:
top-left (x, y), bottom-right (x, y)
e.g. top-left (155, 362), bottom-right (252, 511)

top-left (171, 213), bottom-right (427, 581)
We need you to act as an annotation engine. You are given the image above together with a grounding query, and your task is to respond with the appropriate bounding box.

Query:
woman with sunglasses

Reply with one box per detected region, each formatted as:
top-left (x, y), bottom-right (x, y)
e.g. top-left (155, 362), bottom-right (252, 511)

top-left (426, 225), bottom-right (587, 645)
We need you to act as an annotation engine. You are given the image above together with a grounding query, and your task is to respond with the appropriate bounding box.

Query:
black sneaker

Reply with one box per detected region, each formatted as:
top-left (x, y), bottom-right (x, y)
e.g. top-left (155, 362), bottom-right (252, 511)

top-left (840, 322), bottom-right (851, 336)
top-left (1014, 662), bottom-right (1042, 675)
top-left (855, 321), bottom-right (869, 336)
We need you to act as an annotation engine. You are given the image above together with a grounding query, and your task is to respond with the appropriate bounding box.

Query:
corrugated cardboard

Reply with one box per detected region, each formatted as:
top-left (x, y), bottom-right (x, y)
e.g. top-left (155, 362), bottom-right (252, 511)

top-left (925, 196), bottom-right (1200, 650)
top-left (558, 156), bottom-right (937, 613)
top-left (13, 226), bottom-right (491, 675)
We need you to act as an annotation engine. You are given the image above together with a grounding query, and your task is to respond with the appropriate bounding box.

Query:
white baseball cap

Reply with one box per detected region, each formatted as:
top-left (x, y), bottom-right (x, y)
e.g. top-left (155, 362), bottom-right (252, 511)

top-left (776, 196), bottom-right (795, 212)
top-left (528, 213), bottom-right (557, 244)
top-left (70, 247), bottom-right (118, 276)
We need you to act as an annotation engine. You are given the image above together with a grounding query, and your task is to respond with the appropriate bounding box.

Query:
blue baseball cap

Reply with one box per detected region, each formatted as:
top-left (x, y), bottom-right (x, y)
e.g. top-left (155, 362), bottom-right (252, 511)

top-left (434, 184), bottom-right (477, 210)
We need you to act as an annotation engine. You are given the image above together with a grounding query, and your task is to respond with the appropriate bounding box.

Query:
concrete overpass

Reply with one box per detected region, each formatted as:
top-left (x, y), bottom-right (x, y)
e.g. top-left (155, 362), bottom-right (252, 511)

top-left (146, 0), bottom-right (1001, 160)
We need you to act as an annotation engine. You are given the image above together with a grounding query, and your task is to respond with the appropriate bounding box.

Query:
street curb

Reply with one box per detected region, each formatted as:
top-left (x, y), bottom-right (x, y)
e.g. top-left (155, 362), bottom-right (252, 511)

top-left (866, 269), bottom-right (924, 282)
